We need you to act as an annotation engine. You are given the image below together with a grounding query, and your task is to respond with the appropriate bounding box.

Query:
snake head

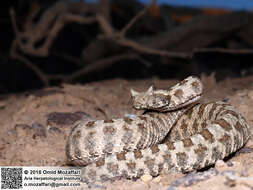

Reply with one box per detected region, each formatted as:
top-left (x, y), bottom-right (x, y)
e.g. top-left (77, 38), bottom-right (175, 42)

top-left (130, 86), bottom-right (155, 110)
top-left (130, 86), bottom-right (168, 110)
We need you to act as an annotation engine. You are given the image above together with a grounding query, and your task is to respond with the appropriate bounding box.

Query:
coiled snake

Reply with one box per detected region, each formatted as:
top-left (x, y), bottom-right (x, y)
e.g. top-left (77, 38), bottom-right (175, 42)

top-left (66, 76), bottom-right (250, 184)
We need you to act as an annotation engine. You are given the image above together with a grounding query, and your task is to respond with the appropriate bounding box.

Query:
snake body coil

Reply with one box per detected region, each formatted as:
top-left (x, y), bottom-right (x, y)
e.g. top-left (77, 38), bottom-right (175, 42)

top-left (66, 76), bottom-right (250, 183)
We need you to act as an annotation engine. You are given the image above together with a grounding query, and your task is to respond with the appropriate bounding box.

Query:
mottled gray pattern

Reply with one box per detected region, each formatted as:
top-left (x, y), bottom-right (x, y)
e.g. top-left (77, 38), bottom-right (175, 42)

top-left (66, 76), bottom-right (250, 184)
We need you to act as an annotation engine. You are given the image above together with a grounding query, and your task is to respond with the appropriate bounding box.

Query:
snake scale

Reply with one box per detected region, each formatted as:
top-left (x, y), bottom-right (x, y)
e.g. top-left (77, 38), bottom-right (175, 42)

top-left (66, 76), bottom-right (250, 184)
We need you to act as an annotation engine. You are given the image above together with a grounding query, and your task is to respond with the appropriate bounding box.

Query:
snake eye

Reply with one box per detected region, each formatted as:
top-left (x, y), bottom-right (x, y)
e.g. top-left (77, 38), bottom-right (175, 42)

top-left (162, 99), bottom-right (167, 104)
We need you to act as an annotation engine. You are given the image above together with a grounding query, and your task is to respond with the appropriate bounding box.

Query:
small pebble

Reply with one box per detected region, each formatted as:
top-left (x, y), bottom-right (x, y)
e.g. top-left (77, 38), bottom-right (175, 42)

top-left (141, 174), bottom-right (153, 183)
top-left (222, 98), bottom-right (229, 102)
top-left (166, 186), bottom-right (177, 190)
top-left (124, 113), bottom-right (137, 119)
top-left (224, 176), bottom-right (236, 187)
top-left (227, 161), bottom-right (233, 167)
top-left (215, 160), bottom-right (226, 170)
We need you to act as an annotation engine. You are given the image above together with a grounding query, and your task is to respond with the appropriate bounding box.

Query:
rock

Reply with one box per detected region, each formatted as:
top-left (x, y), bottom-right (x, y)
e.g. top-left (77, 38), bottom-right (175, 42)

top-left (141, 174), bottom-right (153, 183)
top-left (215, 160), bottom-right (226, 170)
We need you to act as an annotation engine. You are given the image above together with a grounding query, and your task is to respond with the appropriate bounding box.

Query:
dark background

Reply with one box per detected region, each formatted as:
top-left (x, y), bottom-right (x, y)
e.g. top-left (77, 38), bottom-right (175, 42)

top-left (1, 0), bottom-right (253, 93)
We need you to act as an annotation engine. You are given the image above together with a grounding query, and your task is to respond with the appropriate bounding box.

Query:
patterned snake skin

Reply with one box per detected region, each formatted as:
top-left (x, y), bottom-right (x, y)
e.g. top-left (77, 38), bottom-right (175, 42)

top-left (66, 76), bottom-right (250, 184)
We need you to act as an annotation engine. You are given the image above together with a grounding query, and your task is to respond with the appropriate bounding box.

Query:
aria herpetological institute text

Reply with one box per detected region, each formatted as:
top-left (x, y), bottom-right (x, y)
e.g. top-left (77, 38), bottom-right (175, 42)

top-left (0, 166), bottom-right (82, 190)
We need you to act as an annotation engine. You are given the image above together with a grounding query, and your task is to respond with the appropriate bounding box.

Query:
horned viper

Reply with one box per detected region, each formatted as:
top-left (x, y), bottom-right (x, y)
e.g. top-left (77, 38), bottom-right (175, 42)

top-left (66, 76), bottom-right (250, 184)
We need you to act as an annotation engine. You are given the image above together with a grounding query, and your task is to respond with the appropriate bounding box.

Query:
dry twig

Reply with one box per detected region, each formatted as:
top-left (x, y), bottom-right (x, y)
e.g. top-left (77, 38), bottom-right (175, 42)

top-left (9, 0), bottom-right (252, 86)
top-left (10, 0), bottom-right (189, 85)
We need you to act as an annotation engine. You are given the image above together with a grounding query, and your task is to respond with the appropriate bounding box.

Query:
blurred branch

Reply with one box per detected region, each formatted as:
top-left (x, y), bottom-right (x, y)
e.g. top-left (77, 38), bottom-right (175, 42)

top-left (10, 44), bottom-right (50, 86)
top-left (9, 0), bottom-right (253, 86)
top-left (63, 53), bottom-right (138, 82)
top-left (10, 2), bottom-right (98, 57)
top-left (116, 38), bottom-right (190, 58)
top-left (120, 6), bottom-right (148, 36)
top-left (194, 47), bottom-right (253, 54)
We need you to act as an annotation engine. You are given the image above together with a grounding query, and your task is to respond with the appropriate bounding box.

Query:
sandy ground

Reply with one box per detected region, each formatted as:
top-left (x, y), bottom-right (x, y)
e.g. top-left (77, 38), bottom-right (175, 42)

top-left (0, 74), bottom-right (253, 189)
